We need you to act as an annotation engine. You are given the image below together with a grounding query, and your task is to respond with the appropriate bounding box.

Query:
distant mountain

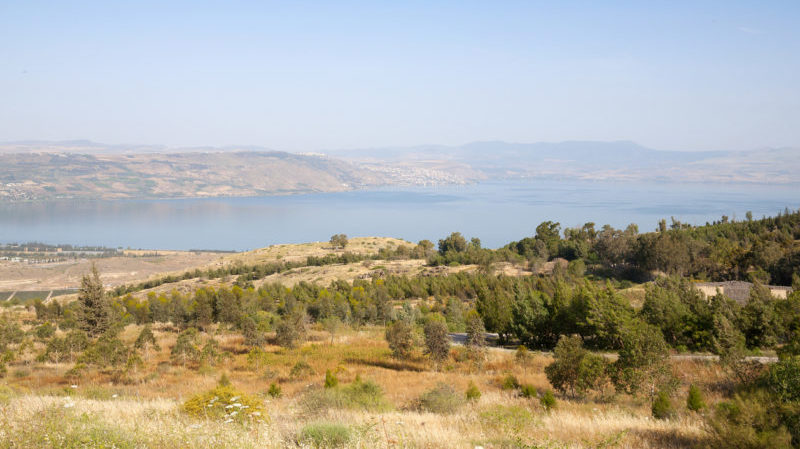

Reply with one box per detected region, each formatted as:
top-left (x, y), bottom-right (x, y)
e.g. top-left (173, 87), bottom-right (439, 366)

top-left (0, 151), bottom-right (384, 201)
top-left (326, 141), bottom-right (800, 183)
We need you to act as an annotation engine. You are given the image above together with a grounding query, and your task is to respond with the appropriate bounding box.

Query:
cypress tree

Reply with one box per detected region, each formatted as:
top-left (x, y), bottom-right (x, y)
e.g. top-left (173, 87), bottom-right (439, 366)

top-left (77, 264), bottom-right (110, 337)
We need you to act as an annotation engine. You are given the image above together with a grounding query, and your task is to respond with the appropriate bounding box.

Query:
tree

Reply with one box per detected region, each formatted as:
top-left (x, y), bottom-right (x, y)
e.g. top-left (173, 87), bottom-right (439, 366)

top-left (612, 321), bottom-right (671, 396)
top-left (330, 234), bottom-right (348, 249)
top-left (545, 335), bottom-right (610, 398)
top-left (77, 264), bottom-right (110, 337)
top-left (424, 315), bottom-right (450, 365)
top-left (171, 327), bottom-right (200, 367)
top-left (385, 320), bottom-right (414, 360)
top-left (275, 311), bottom-right (307, 349)
top-left (652, 390), bottom-right (675, 419)
top-left (322, 316), bottom-right (342, 346)
top-left (134, 324), bottom-right (160, 361)
top-left (465, 310), bottom-right (486, 349)
top-left (438, 232), bottom-right (467, 254)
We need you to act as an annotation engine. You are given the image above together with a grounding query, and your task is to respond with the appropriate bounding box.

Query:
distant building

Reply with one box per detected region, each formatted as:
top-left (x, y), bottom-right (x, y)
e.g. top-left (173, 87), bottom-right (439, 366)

top-left (695, 280), bottom-right (792, 304)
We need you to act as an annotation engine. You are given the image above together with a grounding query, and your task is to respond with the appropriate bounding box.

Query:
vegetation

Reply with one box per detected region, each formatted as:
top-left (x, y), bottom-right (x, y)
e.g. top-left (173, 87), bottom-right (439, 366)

top-left (1, 211), bottom-right (799, 448)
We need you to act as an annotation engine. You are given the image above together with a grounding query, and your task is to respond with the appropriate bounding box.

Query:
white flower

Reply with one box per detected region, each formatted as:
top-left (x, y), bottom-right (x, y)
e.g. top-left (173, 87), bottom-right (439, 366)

top-left (225, 405), bottom-right (233, 409)
top-left (70, 385), bottom-right (78, 389)
top-left (230, 396), bottom-right (240, 402)
top-left (251, 412), bottom-right (261, 416)
top-left (64, 402), bottom-right (74, 408)
top-left (230, 411), bottom-right (238, 416)
top-left (112, 394), bottom-right (118, 398)
top-left (224, 419), bottom-right (233, 424)
top-left (232, 403), bottom-right (242, 408)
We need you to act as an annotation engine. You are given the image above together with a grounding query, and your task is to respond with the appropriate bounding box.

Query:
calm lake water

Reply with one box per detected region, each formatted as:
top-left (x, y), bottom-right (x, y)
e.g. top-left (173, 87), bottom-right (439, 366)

top-left (0, 181), bottom-right (798, 251)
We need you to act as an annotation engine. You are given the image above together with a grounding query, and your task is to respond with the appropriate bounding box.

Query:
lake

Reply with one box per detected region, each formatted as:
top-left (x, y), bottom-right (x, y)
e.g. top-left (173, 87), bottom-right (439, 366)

top-left (0, 180), bottom-right (797, 251)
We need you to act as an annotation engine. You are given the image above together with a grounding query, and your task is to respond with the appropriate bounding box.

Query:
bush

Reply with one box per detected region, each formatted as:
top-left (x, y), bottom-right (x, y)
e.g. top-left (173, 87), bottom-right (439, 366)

top-left (416, 383), bottom-right (465, 414)
top-left (324, 369), bottom-right (338, 389)
top-left (303, 378), bottom-right (391, 412)
top-left (687, 384), bottom-right (706, 412)
top-left (465, 381), bottom-right (481, 401)
top-left (290, 360), bottom-right (315, 379)
top-left (268, 383), bottom-right (282, 398)
top-left (515, 345), bottom-right (532, 366)
top-left (519, 384), bottom-right (537, 398)
top-left (299, 421), bottom-right (352, 448)
top-left (652, 391), bottom-right (675, 420)
top-left (540, 390), bottom-right (556, 410)
top-left (183, 384), bottom-right (266, 423)
top-left (500, 374), bottom-right (519, 390)
top-left (706, 391), bottom-right (793, 449)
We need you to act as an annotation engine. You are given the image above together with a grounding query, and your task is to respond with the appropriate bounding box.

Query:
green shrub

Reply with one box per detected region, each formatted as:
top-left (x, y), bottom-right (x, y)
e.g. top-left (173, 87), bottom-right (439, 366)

top-left (268, 383), bottom-right (282, 398)
top-left (465, 381), bottom-right (481, 401)
top-left (290, 360), bottom-right (315, 379)
top-left (416, 383), bottom-right (465, 414)
top-left (500, 374), bottom-right (519, 390)
top-left (324, 369), bottom-right (338, 389)
top-left (303, 378), bottom-right (391, 412)
top-left (519, 384), bottom-right (537, 398)
top-left (687, 384), bottom-right (706, 411)
top-left (652, 391), bottom-right (674, 420)
top-left (540, 390), bottom-right (556, 411)
top-left (299, 422), bottom-right (352, 448)
top-left (183, 384), bottom-right (266, 423)
top-left (514, 345), bottom-right (532, 366)
top-left (479, 405), bottom-right (534, 434)
top-left (706, 391), bottom-right (793, 449)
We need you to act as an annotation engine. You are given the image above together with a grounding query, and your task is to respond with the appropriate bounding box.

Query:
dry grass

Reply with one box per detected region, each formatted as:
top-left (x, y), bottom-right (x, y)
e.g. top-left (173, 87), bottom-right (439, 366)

top-left (0, 324), bottom-right (710, 448)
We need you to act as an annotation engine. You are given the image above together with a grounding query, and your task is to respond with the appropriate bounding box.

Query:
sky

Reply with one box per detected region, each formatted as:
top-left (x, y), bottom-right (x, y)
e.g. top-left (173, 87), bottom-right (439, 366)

top-left (1, 1), bottom-right (799, 152)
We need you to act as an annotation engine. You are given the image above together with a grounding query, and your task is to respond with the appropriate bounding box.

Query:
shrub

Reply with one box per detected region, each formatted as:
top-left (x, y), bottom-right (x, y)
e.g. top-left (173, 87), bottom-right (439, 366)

top-left (706, 390), bottom-right (792, 449)
top-left (515, 345), bottom-right (532, 366)
top-left (170, 328), bottom-right (200, 367)
top-left (299, 421), bottom-right (352, 448)
top-left (324, 369), bottom-right (338, 389)
top-left (479, 404), bottom-right (534, 434)
top-left (268, 383), bottom-right (282, 398)
top-left (385, 320), bottom-right (415, 360)
top-left (465, 381), bottom-right (481, 401)
top-left (416, 383), bottom-right (465, 414)
top-left (540, 390), bottom-right (556, 411)
top-left (500, 374), bottom-right (519, 390)
top-left (687, 384), bottom-right (706, 412)
top-left (303, 378), bottom-right (391, 412)
top-left (290, 360), bottom-right (315, 379)
top-left (519, 384), bottom-right (537, 399)
top-left (652, 391), bottom-right (675, 420)
top-left (183, 384), bottom-right (266, 423)
top-left (34, 322), bottom-right (56, 340)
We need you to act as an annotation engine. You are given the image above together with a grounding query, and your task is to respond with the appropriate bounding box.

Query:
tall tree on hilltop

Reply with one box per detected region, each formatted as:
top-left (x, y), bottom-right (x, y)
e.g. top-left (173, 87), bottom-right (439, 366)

top-left (77, 264), bottom-right (110, 337)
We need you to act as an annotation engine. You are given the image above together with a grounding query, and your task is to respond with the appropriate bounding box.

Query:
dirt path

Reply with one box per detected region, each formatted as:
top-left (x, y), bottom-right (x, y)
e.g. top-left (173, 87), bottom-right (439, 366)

top-left (6, 290), bottom-right (17, 301)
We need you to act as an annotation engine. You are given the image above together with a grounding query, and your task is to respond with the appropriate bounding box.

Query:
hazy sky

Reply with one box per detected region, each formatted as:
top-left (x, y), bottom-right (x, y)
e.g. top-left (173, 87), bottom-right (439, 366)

top-left (1, 1), bottom-right (799, 151)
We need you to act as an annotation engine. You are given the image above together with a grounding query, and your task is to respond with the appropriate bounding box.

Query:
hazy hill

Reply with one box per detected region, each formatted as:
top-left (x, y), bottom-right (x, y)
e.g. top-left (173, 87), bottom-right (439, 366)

top-left (327, 140), bottom-right (800, 183)
top-left (0, 151), bottom-right (384, 201)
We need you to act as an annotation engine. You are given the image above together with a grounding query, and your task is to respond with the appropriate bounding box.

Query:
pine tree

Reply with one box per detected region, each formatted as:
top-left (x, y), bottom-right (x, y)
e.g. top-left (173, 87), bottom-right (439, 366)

top-left (77, 264), bottom-right (110, 337)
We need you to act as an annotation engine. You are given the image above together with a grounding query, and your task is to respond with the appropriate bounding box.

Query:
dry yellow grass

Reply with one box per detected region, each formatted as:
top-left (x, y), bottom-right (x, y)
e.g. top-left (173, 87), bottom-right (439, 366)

top-left (1, 324), bottom-right (711, 448)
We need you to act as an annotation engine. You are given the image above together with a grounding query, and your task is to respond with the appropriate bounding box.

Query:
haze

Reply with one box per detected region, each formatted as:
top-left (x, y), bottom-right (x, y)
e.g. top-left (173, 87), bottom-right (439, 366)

top-left (1, 1), bottom-right (799, 152)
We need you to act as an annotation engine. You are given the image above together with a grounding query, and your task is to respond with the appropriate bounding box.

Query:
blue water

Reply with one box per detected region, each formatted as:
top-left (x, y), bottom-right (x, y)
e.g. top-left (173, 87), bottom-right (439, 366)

top-left (0, 180), bottom-right (797, 250)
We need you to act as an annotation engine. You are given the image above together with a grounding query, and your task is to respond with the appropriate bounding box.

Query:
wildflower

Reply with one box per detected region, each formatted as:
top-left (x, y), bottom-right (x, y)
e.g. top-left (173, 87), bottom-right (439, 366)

top-left (224, 419), bottom-right (233, 424)
top-left (251, 412), bottom-right (261, 416)
top-left (70, 385), bottom-right (78, 389)
top-left (112, 394), bottom-right (118, 398)
top-left (230, 396), bottom-right (240, 402)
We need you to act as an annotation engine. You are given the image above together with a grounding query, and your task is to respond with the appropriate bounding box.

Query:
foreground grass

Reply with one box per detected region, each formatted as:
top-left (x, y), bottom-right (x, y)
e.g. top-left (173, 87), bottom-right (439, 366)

top-left (0, 389), bottom-right (704, 449)
top-left (1, 324), bottom-right (715, 448)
